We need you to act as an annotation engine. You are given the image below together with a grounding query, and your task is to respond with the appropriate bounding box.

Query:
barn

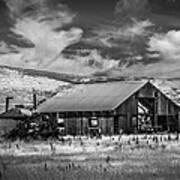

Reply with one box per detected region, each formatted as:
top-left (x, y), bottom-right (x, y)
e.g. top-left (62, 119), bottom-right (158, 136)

top-left (37, 81), bottom-right (180, 135)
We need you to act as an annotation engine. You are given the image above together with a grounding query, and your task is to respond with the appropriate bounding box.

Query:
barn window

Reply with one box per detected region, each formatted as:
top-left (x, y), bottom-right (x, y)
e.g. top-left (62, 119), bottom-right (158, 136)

top-left (154, 92), bottom-right (158, 98)
top-left (57, 118), bottom-right (65, 127)
top-left (89, 117), bottom-right (99, 127)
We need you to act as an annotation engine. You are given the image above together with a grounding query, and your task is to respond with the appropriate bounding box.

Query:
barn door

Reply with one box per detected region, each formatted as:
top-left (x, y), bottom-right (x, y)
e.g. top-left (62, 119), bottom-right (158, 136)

top-left (114, 116), bottom-right (119, 134)
top-left (114, 115), bottom-right (126, 134)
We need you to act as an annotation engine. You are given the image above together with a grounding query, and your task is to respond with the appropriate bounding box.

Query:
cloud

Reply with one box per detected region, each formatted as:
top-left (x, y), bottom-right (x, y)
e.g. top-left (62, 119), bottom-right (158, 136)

top-left (0, 0), bottom-right (133, 75)
top-left (86, 19), bottom-right (153, 49)
top-left (1, 0), bottom-right (180, 77)
top-left (148, 30), bottom-right (180, 62)
top-left (0, 0), bottom-right (87, 72)
top-left (0, 0), bottom-right (120, 75)
top-left (0, 41), bottom-right (17, 54)
top-left (115, 29), bottom-right (180, 78)
top-left (11, 18), bottom-right (83, 68)
top-left (48, 49), bottom-right (119, 75)
top-left (115, 0), bottom-right (149, 21)
top-left (6, 0), bottom-right (75, 21)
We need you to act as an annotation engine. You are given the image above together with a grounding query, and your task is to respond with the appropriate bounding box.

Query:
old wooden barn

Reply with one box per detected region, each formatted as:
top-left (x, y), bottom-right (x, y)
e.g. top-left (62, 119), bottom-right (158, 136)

top-left (37, 81), bottom-right (180, 135)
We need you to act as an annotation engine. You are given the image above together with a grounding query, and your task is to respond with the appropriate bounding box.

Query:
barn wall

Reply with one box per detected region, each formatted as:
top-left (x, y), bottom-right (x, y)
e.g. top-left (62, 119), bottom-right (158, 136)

top-left (62, 113), bottom-right (114, 136)
top-left (137, 82), bottom-right (179, 131)
top-left (158, 93), bottom-right (179, 115)
top-left (115, 95), bottom-right (138, 133)
top-left (138, 82), bottom-right (179, 115)
top-left (114, 82), bottom-right (180, 133)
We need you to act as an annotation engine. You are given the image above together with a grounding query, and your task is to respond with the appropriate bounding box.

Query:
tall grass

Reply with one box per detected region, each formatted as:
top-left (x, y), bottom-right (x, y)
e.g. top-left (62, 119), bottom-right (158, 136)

top-left (0, 148), bottom-right (180, 180)
top-left (1, 161), bottom-right (180, 180)
top-left (0, 134), bottom-right (180, 180)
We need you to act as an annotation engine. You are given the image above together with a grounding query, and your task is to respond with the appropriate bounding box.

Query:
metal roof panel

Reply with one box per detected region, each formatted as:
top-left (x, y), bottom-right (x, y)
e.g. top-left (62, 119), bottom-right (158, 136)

top-left (37, 81), bottom-right (147, 113)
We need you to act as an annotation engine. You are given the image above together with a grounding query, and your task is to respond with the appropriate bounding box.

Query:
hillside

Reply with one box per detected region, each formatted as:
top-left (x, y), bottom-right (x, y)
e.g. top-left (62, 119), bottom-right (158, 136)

top-left (0, 67), bottom-right (71, 112)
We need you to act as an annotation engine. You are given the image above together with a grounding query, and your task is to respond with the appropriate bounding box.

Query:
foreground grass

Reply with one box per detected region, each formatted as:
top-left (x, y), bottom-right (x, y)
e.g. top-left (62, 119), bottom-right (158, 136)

top-left (1, 148), bottom-right (180, 180)
top-left (0, 135), bottom-right (180, 180)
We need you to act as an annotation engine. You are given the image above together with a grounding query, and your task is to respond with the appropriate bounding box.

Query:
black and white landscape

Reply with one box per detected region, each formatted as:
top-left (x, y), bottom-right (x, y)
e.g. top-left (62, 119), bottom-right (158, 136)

top-left (0, 0), bottom-right (180, 180)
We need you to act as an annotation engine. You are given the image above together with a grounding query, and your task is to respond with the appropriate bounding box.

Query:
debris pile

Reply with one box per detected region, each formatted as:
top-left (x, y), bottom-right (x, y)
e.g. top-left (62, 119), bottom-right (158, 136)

top-left (5, 114), bottom-right (61, 141)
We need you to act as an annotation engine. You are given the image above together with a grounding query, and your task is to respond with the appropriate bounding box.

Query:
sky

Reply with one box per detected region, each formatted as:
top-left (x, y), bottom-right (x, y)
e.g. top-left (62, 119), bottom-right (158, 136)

top-left (0, 0), bottom-right (180, 77)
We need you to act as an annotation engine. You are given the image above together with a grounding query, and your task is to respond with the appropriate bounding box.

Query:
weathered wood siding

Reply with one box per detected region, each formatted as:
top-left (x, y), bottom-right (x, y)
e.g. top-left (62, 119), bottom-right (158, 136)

top-left (138, 82), bottom-right (155, 97)
top-left (115, 95), bottom-right (138, 132)
top-left (44, 82), bottom-right (180, 135)
top-left (62, 113), bottom-right (114, 136)
top-left (138, 82), bottom-right (179, 115)
top-left (114, 82), bottom-right (180, 132)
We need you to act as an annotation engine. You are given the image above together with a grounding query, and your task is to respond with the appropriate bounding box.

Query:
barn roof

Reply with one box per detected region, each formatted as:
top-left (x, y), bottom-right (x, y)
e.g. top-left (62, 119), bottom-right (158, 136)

top-left (37, 81), bottom-right (147, 113)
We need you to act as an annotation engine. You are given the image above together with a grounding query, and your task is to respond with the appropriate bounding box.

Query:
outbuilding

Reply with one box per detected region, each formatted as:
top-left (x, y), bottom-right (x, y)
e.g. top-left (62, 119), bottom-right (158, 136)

top-left (37, 81), bottom-right (180, 135)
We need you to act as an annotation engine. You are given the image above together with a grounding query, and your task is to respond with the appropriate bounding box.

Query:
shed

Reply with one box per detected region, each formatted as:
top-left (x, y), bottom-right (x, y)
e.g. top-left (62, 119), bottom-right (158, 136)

top-left (37, 81), bottom-right (180, 135)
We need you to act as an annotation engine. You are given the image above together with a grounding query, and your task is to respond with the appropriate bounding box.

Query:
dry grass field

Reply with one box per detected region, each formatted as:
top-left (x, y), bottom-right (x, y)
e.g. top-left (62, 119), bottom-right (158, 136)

top-left (0, 135), bottom-right (180, 180)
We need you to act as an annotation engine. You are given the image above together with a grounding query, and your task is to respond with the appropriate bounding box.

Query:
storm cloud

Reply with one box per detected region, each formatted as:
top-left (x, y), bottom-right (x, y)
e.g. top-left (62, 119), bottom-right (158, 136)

top-left (0, 0), bottom-right (180, 76)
